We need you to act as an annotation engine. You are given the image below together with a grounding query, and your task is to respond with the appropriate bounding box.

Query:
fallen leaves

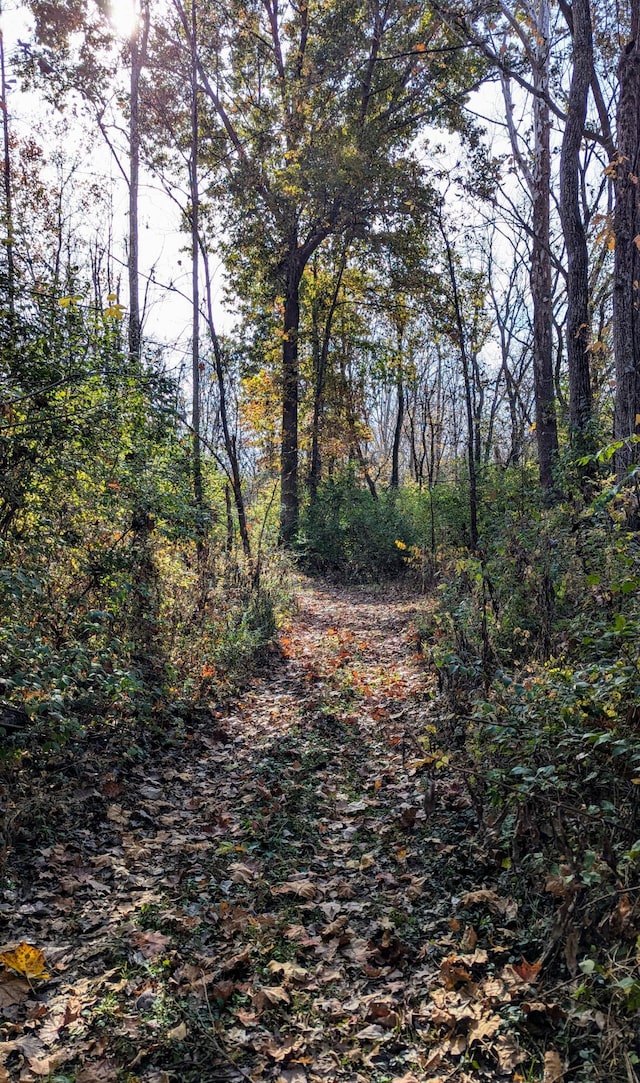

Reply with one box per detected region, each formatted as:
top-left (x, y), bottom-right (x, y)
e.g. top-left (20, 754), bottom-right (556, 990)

top-left (0, 582), bottom-right (587, 1083)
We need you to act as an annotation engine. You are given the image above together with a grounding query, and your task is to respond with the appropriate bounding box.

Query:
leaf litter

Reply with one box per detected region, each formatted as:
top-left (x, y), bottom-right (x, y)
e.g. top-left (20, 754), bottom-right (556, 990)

top-left (0, 579), bottom-right (584, 1081)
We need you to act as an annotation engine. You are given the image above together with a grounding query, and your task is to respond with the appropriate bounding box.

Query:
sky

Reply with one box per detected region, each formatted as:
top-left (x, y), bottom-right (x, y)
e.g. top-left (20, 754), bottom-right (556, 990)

top-left (1, 0), bottom-right (518, 383)
top-left (1, 0), bottom-right (231, 378)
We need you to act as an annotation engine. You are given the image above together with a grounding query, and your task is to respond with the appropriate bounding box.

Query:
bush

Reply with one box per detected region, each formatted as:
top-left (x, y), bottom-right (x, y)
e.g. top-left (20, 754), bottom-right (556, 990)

top-left (297, 472), bottom-right (413, 581)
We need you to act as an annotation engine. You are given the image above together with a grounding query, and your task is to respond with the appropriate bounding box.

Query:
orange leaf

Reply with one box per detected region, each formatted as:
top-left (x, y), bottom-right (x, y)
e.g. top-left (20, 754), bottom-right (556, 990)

top-left (512, 957), bottom-right (542, 983)
top-left (0, 942), bottom-right (50, 980)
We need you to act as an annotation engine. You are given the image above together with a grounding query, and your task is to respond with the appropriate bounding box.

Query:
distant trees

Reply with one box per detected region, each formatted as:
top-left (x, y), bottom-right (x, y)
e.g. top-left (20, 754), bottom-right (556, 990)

top-left (9, 0), bottom-right (640, 553)
top-left (166, 0), bottom-right (484, 541)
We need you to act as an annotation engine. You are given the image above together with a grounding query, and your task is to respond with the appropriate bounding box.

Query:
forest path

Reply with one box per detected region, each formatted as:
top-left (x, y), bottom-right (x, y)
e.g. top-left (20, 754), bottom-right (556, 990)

top-left (1, 578), bottom-right (529, 1083)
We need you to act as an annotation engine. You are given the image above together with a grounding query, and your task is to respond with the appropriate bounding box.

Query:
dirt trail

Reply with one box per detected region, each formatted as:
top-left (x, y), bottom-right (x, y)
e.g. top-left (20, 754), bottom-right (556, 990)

top-left (1, 579), bottom-right (532, 1083)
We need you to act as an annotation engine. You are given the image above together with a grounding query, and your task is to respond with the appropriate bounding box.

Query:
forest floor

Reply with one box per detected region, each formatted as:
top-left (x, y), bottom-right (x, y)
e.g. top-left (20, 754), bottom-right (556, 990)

top-left (0, 578), bottom-right (591, 1083)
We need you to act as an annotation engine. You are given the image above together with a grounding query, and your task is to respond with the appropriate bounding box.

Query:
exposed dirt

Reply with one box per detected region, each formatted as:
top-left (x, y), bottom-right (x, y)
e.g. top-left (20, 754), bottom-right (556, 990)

top-left (0, 578), bottom-right (608, 1083)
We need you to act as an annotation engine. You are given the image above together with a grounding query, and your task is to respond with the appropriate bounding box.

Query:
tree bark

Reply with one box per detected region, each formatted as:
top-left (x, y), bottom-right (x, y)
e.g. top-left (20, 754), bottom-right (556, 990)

top-left (0, 10), bottom-right (14, 324)
top-left (530, 0), bottom-right (559, 489)
top-left (440, 217), bottom-right (478, 551)
top-left (613, 0), bottom-right (640, 475)
top-left (280, 251), bottom-right (302, 545)
top-left (390, 324), bottom-right (405, 489)
top-left (308, 248), bottom-right (347, 503)
top-left (128, 0), bottom-right (149, 361)
top-left (201, 244), bottom-right (252, 561)
top-left (189, 0), bottom-right (204, 531)
top-left (559, 0), bottom-right (593, 440)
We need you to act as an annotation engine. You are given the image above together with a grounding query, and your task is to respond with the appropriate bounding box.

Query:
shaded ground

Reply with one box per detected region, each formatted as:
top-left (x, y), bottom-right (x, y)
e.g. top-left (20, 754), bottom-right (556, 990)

top-left (0, 579), bottom-right (597, 1082)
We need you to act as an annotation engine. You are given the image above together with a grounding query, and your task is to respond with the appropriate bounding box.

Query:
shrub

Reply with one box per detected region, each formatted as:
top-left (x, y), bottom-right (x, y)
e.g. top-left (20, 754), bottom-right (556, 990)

top-left (298, 471), bottom-right (413, 581)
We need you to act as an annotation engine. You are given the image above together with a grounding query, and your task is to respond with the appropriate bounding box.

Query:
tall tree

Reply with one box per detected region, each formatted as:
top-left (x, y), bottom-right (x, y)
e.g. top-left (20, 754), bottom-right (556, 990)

top-left (172, 0), bottom-right (482, 542)
top-left (128, 0), bottom-right (150, 361)
top-left (613, 0), bottom-right (640, 475)
top-left (558, 0), bottom-right (593, 440)
top-left (0, 2), bottom-right (15, 323)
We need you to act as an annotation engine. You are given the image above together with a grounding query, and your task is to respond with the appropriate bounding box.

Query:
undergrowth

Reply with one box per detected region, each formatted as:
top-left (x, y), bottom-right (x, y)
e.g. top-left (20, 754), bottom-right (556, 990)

top-left (413, 466), bottom-right (640, 1079)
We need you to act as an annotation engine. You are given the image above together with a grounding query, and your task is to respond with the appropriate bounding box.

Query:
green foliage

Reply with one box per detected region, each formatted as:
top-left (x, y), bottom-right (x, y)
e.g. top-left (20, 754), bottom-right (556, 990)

top-left (297, 472), bottom-right (412, 581)
top-left (0, 284), bottom-right (283, 753)
top-left (426, 462), bottom-right (640, 900)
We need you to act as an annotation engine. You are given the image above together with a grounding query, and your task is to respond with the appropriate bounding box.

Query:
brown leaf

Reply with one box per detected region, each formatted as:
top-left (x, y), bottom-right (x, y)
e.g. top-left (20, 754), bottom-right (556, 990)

top-left (543, 1049), bottom-right (565, 1082)
top-left (460, 926), bottom-right (478, 952)
top-left (272, 879), bottom-right (317, 900)
top-left (76, 1061), bottom-right (118, 1083)
top-left (130, 930), bottom-right (172, 959)
top-left (439, 958), bottom-right (473, 990)
top-left (262, 1035), bottom-right (305, 1061)
top-left (218, 946), bottom-right (252, 972)
top-left (252, 985), bottom-right (290, 1012)
top-left (209, 980), bottom-right (236, 1002)
top-left (106, 804), bottom-right (130, 826)
top-left (0, 973), bottom-right (30, 1008)
top-left (229, 861), bottom-right (259, 884)
top-left (494, 1034), bottom-right (525, 1071)
top-left (545, 865), bottom-right (576, 897)
top-left (468, 1008), bottom-right (501, 1044)
top-left (267, 960), bottom-right (308, 982)
top-left (461, 889), bottom-right (518, 920)
top-left (356, 1024), bottom-right (389, 1040)
top-left (512, 958), bottom-right (542, 984)
top-left (320, 915), bottom-right (349, 940)
top-left (28, 1051), bottom-right (70, 1077)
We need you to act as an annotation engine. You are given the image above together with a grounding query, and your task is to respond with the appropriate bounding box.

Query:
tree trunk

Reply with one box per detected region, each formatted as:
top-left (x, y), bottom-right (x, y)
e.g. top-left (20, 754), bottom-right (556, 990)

top-left (531, 0), bottom-right (560, 489)
top-left (440, 218), bottom-right (478, 551)
top-left (128, 0), bottom-right (149, 361)
top-left (559, 0), bottom-right (593, 440)
top-left (390, 364), bottom-right (404, 489)
top-left (309, 248), bottom-right (347, 503)
top-left (614, 0), bottom-right (640, 475)
top-left (201, 246), bottom-right (252, 561)
top-left (0, 10), bottom-right (14, 323)
top-left (189, 0), bottom-right (204, 532)
top-left (280, 253), bottom-right (302, 544)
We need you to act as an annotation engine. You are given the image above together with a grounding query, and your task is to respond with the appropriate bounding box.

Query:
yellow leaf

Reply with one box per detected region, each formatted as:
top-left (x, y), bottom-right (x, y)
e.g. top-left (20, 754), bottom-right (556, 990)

top-left (359, 853), bottom-right (376, 871)
top-left (635, 415), bottom-right (640, 426)
top-left (607, 234), bottom-right (616, 251)
top-left (107, 292), bottom-right (118, 302)
top-left (0, 942), bottom-right (50, 980)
